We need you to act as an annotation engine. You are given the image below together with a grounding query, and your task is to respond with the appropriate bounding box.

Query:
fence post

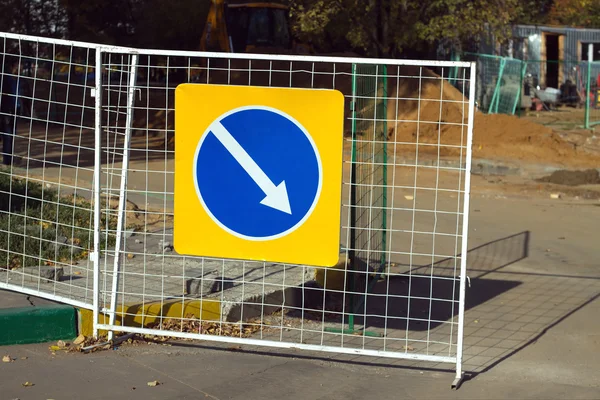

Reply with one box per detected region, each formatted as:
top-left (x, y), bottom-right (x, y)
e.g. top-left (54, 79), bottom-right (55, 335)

top-left (453, 62), bottom-right (477, 389)
top-left (107, 53), bottom-right (139, 340)
top-left (92, 49), bottom-right (103, 339)
top-left (585, 44), bottom-right (593, 129)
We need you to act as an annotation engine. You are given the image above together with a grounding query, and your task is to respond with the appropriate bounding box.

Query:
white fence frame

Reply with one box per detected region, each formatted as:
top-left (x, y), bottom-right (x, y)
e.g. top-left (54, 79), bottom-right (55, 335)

top-left (0, 32), bottom-right (475, 386)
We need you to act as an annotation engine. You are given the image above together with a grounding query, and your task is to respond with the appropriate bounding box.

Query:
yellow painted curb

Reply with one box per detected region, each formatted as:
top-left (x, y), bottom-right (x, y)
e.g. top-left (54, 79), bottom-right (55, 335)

top-left (78, 298), bottom-right (221, 337)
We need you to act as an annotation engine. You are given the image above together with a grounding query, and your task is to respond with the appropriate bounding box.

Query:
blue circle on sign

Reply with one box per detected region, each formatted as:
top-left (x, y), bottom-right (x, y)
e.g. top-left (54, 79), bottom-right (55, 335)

top-left (194, 106), bottom-right (322, 241)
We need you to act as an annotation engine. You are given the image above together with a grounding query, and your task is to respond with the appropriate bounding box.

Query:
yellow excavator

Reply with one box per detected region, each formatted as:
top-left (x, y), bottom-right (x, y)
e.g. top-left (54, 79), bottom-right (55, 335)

top-left (200, 0), bottom-right (310, 54)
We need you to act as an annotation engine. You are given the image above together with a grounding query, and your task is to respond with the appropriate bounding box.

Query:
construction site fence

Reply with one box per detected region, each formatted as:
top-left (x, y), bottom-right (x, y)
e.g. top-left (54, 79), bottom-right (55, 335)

top-left (453, 53), bottom-right (600, 128)
top-left (0, 32), bottom-right (475, 386)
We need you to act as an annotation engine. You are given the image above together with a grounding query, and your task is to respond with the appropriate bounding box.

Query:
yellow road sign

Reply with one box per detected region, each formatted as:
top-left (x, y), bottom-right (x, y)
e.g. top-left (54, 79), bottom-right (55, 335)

top-left (174, 84), bottom-right (344, 267)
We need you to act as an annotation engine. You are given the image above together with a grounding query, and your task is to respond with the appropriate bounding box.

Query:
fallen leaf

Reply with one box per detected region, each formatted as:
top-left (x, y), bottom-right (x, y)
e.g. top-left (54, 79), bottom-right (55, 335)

top-left (57, 340), bottom-right (67, 348)
top-left (73, 334), bottom-right (86, 346)
top-left (402, 345), bottom-right (414, 351)
top-left (49, 345), bottom-right (61, 351)
top-left (147, 380), bottom-right (160, 387)
top-left (474, 320), bottom-right (479, 324)
top-left (74, 271), bottom-right (82, 275)
top-left (20, 357), bottom-right (27, 360)
top-left (2, 355), bottom-right (12, 362)
top-left (404, 195), bottom-right (414, 200)
top-left (22, 382), bottom-right (34, 387)
top-left (127, 253), bottom-right (135, 259)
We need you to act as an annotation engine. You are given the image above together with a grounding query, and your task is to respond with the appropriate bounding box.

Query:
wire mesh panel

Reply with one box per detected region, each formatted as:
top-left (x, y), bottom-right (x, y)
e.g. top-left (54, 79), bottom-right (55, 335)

top-left (494, 58), bottom-right (524, 115)
top-left (467, 53), bottom-right (503, 113)
top-left (95, 48), bottom-right (475, 380)
top-left (585, 61), bottom-right (600, 127)
top-left (0, 33), bottom-right (98, 308)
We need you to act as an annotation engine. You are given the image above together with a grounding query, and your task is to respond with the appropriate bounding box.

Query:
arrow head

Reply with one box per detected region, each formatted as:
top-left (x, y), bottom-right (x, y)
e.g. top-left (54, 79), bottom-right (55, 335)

top-left (260, 181), bottom-right (292, 214)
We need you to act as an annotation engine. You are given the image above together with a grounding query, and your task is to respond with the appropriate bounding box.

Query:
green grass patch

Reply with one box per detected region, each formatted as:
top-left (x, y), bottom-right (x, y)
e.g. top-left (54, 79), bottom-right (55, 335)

top-left (0, 169), bottom-right (118, 269)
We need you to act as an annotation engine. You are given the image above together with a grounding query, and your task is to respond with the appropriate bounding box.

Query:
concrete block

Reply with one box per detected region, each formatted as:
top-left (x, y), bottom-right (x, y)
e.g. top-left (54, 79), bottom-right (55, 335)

top-left (186, 272), bottom-right (235, 296)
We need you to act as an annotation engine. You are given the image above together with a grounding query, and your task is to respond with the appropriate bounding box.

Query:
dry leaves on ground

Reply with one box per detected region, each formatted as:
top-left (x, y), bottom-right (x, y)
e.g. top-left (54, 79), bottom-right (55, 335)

top-left (148, 314), bottom-right (265, 338)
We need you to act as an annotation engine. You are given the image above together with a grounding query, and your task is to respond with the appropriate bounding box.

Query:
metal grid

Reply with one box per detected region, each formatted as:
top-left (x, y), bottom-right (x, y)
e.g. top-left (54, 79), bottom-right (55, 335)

top-left (0, 31), bottom-right (475, 381)
top-left (94, 48), bottom-right (475, 380)
top-left (585, 61), bottom-right (600, 127)
top-left (0, 33), bottom-right (98, 309)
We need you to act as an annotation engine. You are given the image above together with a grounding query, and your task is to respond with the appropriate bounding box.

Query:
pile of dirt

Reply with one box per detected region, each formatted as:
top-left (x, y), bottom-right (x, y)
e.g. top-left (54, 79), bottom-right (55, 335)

top-left (387, 66), bottom-right (599, 167)
top-left (537, 169), bottom-right (600, 186)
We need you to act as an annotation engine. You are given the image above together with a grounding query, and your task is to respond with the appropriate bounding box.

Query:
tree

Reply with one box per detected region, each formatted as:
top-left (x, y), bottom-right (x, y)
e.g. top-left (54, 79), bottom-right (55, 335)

top-left (548, 0), bottom-right (600, 28)
top-left (0, 0), bottom-right (67, 38)
top-left (132, 0), bottom-right (210, 50)
top-left (289, 0), bottom-right (536, 58)
top-left (59, 0), bottom-right (138, 45)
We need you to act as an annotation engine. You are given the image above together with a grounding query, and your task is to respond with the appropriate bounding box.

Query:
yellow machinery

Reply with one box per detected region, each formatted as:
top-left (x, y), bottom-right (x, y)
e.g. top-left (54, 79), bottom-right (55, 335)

top-left (200, 0), bottom-right (310, 54)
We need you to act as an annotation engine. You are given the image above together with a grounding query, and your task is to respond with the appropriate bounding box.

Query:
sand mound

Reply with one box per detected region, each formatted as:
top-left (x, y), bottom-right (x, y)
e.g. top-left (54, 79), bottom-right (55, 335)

top-left (386, 66), bottom-right (599, 167)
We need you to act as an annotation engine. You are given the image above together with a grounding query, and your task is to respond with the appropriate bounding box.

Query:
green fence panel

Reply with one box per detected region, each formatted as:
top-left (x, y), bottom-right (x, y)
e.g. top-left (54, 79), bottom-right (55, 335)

top-left (495, 58), bottom-right (523, 115)
top-left (465, 53), bottom-right (595, 125)
top-left (586, 61), bottom-right (600, 127)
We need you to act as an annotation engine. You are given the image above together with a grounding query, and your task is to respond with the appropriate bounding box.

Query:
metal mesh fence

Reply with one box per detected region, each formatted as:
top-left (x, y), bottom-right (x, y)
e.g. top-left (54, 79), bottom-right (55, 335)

top-left (0, 35), bottom-right (98, 308)
top-left (0, 32), bottom-right (475, 378)
top-left (585, 61), bottom-right (600, 127)
top-left (465, 52), bottom-right (600, 127)
top-left (93, 52), bottom-right (474, 371)
top-left (494, 58), bottom-right (524, 115)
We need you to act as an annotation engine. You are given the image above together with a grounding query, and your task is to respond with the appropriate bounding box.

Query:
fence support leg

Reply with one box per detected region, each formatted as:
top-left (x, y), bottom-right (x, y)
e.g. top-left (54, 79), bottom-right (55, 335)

top-left (107, 54), bottom-right (138, 340)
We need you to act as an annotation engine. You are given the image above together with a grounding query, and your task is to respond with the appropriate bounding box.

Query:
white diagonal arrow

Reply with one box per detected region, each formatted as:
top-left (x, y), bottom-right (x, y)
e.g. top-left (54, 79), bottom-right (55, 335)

top-left (210, 121), bottom-right (292, 214)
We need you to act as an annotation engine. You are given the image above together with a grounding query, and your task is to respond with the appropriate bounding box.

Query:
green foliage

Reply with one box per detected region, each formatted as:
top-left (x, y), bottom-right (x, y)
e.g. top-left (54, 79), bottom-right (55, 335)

top-left (290, 0), bottom-right (551, 57)
top-left (0, 171), bottom-right (117, 270)
top-left (0, 0), bottom-right (210, 50)
top-left (132, 0), bottom-right (210, 50)
top-left (0, 0), bottom-right (66, 37)
top-left (548, 0), bottom-right (600, 28)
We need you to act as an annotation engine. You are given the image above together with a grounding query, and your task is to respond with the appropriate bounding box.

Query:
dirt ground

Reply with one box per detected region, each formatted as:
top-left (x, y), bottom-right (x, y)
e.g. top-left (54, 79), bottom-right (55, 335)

top-left (385, 68), bottom-right (600, 168)
top-left (2, 192), bottom-right (599, 399)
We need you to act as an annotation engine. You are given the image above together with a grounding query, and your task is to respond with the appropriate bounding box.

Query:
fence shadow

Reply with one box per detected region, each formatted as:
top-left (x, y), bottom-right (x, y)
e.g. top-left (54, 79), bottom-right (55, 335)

top-left (285, 231), bottom-right (531, 333)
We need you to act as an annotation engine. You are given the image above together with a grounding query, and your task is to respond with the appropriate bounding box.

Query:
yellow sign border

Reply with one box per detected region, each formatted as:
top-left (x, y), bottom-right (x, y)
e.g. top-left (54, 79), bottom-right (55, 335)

top-left (174, 84), bottom-right (344, 267)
